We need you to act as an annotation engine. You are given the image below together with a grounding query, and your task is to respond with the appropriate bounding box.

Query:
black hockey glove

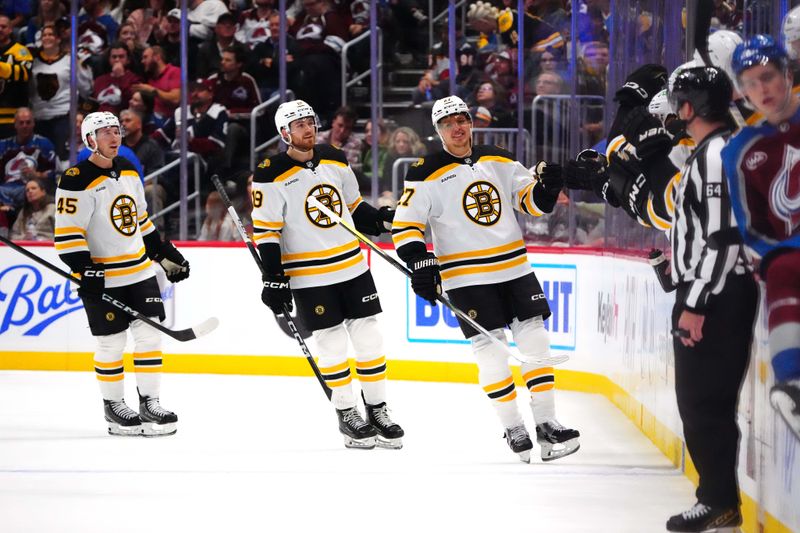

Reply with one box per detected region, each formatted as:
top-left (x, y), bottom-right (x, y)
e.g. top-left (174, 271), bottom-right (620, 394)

top-left (408, 253), bottom-right (441, 306)
top-left (563, 149), bottom-right (608, 192)
top-left (261, 273), bottom-right (293, 314)
top-left (154, 241), bottom-right (190, 283)
top-left (613, 64), bottom-right (668, 108)
top-left (619, 106), bottom-right (672, 160)
top-left (353, 204), bottom-right (395, 236)
top-left (78, 263), bottom-right (105, 299)
top-left (607, 153), bottom-right (650, 220)
top-left (530, 161), bottom-right (563, 213)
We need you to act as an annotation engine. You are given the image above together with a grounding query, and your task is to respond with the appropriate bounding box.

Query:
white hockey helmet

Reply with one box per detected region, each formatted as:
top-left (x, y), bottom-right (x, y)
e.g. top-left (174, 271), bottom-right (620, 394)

top-left (274, 99), bottom-right (319, 145)
top-left (693, 29), bottom-right (743, 82)
top-left (81, 111), bottom-right (122, 152)
top-left (783, 5), bottom-right (800, 60)
top-left (431, 95), bottom-right (471, 127)
top-left (648, 88), bottom-right (674, 125)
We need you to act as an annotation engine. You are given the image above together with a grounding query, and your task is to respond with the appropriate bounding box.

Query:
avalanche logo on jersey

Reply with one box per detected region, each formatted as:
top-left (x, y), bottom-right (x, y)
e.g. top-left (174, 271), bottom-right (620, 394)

top-left (306, 184), bottom-right (342, 228)
top-left (96, 84), bottom-right (122, 107)
top-left (4, 152), bottom-right (37, 182)
top-left (109, 194), bottom-right (138, 236)
top-left (768, 144), bottom-right (800, 234)
top-left (463, 181), bottom-right (501, 226)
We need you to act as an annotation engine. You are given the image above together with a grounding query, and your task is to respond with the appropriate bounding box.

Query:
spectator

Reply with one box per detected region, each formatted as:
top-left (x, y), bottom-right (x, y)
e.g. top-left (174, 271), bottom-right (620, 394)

top-left (207, 45), bottom-right (261, 115)
top-left (360, 118), bottom-right (389, 188)
top-left (121, 108), bottom-right (164, 176)
top-left (471, 81), bottom-right (512, 127)
top-left (455, 41), bottom-right (484, 101)
top-left (94, 43), bottom-right (142, 116)
top-left (196, 12), bottom-right (241, 79)
top-left (128, 89), bottom-right (158, 134)
top-left (0, 14), bottom-right (32, 138)
top-left (249, 11), bottom-right (299, 99)
top-left (486, 50), bottom-right (518, 105)
top-left (381, 126), bottom-right (425, 192)
top-left (1, 0), bottom-right (32, 31)
top-left (80, 0), bottom-right (119, 43)
top-left (412, 41), bottom-right (450, 105)
top-left (315, 105), bottom-right (363, 171)
top-left (0, 108), bottom-right (57, 209)
top-left (116, 21), bottom-right (144, 74)
top-left (198, 190), bottom-right (238, 241)
top-left (471, 106), bottom-right (493, 128)
top-left (126, 0), bottom-right (174, 47)
top-left (187, 0), bottom-right (229, 42)
top-left (9, 178), bottom-right (55, 241)
top-left (236, 0), bottom-right (274, 49)
top-left (32, 24), bottom-right (92, 160)
top-left (533, 71), bottom-right (566, 96)
top-left (156, 8), bottom-right (182, 65)
top-left (578, 40), bottom-right (609, 96)
top-left (290, 0), bottom-right (350, 120)
top-left (133, 45), bottom-right (181, 127)
top-left (25, 0), bottom-right (66, 48)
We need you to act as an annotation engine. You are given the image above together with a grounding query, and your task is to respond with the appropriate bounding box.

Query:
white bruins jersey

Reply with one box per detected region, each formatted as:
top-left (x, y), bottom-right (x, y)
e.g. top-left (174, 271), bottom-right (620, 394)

top-left (54, 157), bottom-right (156, 288)
top-left (392, 145), bottom-right (552, 291)
top-left (251, 144), bottom-right (368, 289)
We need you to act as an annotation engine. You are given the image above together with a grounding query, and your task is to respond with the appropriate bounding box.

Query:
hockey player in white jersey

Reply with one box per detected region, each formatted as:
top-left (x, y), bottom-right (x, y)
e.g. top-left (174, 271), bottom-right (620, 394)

top-left (392, 96), bottom-right (579, 462)
top-left (252, 100), bottom-right (403, 450)
top-left (54, 112), bottom-right (190, 437)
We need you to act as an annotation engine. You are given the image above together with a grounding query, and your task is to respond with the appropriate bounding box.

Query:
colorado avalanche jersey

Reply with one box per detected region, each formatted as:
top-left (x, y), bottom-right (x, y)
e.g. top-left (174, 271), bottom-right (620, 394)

top-left (392, 145), bottom-right (550, 291)
top-left (722, 106), bottom-right (800, 257)
top-left (251, 144), bottom-right (368, 289)
top-left (54, 157), bottom-right (156, 288)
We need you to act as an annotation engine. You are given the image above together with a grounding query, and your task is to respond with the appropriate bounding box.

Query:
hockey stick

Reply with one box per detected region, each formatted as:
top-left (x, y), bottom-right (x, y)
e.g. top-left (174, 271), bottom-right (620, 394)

top-left (0, 234), bottom-right (219, 342)
top-left (210, 175), bottom-right (333, 401)
top-left (306, 196), bottom-right (568, 366)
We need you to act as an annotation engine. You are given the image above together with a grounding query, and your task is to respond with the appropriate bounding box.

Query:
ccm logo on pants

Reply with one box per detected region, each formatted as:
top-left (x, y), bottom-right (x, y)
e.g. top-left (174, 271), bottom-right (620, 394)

top-left (362, 293), bottom-right (379, 303)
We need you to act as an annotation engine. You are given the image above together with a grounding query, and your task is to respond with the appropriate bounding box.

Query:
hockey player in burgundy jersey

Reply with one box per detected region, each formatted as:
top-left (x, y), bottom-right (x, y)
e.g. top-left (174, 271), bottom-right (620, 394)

top-left (722, 35), bottom-right (800, 442)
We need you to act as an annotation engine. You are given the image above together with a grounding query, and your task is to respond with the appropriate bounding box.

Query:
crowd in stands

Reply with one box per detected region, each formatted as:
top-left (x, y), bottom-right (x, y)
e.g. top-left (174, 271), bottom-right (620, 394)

top-left (0, 0), bottom-right (747, 243)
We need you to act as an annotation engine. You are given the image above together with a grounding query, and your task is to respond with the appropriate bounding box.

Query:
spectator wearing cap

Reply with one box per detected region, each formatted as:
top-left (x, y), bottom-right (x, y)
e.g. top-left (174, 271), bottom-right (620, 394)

top-left (94, 43), bottom-right (143, 115)
top-left (134, 45), bottom-right (181, 127)
top-left (152, 77), bottom-right (228, 196)
top-left (186, 0), bottom-right (229, 42)
top-left (156, 8), bottom-right (183, 66)
top-left (236, 0), bottom-right (274, 49)
top-left (32, 24), bottom-right (92, 161)
top-left (25, 0), bottom-right (66, 49)
top-left (207, 45), bottom-right (261, 115)
top-left (196, 12), bottom-right (242, 79)
top-left (249, 12), bottom-right (299, 100)
top-left (471, 106), bottom-right (493, 128)
top-left (316, 105), bottom-right (363, 171)
top-left (455, 41), bottom-right (484, 101)
top-left (290, 0), bottom-right (350, 121)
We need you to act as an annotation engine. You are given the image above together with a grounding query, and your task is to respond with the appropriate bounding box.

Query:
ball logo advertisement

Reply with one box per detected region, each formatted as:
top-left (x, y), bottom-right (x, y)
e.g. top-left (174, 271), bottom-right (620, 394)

top-left (406, 262), bottom-right (577, 351)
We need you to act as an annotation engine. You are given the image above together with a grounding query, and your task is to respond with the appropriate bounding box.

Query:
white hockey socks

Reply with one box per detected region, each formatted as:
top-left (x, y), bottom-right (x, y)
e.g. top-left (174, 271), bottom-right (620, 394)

top-left (472, 329), bottom-right (523, 429)
top-left (314, 323), bottom-right (356, 410)
top-left (130, 318), bottom-right (163, 398)
top-left (346, 317), bottom-right (387, 405)
top-left (94, 330), bottom-right (127, 401)
top-left (512, 317), bottom-right (556, 424)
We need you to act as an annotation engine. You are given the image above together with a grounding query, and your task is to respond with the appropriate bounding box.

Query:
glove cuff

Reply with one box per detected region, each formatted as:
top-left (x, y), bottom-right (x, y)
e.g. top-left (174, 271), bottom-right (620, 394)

top-left (410, 254), bottom-right (438, 270)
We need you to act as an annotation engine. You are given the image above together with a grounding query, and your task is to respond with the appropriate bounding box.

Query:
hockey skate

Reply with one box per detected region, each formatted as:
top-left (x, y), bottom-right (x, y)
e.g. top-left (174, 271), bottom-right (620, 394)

top-left (504, 424), bottom-right (533, 463)
top-left (769, 379), bottom-right (800, 442)
top-left (363, 396), bottom-right (404, 449)
top-left (336, 407), bottom-right (377, 449)
top-left (666, 502), bottom-right (742, 532)
top-left (103, 399), bottom-right (143, 436)
top-left (138, 392), bottom-right (178, 437)
top-left (535, 420), bottom-right (580, 461)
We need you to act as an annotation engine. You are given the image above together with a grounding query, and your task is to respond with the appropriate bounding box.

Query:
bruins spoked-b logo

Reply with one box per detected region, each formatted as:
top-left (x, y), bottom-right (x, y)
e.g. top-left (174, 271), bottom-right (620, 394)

top-left (463, 181), bottom-right (501, 226)
top-left (110, 194), bottom-right (138, 236)
top-left (306, 184), bottom-right (343, 228)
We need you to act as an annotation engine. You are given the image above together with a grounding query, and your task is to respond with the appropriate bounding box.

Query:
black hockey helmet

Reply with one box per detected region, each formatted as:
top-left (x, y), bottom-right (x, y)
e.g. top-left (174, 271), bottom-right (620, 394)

top-left (668, 66), bottom-right (732, 121)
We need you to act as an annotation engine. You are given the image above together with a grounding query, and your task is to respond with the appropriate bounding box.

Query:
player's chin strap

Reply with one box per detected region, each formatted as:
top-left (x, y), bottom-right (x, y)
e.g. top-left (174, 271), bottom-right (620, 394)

top-left (88, 135), bottom-right (116, 163)
top-left (306, 195), bottom-right (569, 367)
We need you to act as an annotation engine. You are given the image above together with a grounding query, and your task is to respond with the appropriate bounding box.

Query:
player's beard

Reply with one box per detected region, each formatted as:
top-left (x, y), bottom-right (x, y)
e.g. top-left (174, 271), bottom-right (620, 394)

top-left (292, 134), bottom-right (315, 152)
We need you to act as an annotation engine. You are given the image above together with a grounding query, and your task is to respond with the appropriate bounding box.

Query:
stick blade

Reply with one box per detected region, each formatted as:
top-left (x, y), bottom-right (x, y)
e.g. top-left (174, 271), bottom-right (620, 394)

top-left (192, 316), bottom-right (220, 338)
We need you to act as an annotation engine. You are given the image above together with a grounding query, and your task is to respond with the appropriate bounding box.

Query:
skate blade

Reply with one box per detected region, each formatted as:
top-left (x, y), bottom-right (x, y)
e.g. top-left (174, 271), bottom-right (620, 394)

top-left (770, 391), bottom-right (800, 440)
top-left (516, 450), bottom-right (531, 463)
top-left (539, 438), bottom-right (580, 462)
top-left (107, 422), bottom-right (143, 437)
top-left (375, 436), bottom-right (403, 450)
top-left (141, 422), bottom-right (177, 437)
top-left (343, 435), bottom-right (377, 449)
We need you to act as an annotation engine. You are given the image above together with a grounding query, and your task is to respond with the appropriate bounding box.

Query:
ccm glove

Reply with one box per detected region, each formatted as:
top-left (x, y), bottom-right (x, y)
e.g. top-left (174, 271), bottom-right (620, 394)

top-left (607, 153), bottom-right (650, 220)
top-left (261, 274), bottom-right (293, 314)
top-left (408, 253), bottom-right (441, 306)
top-left (619, 106), bottom-right (672, 160)
top-left (154, 241), bottom-right (190, 283)
top-left (78, 263), bottom-right (105, 299)
top-left (613, 64), bottom-right (668, 108)
top-left (563, 149), bottom-right (608, 192)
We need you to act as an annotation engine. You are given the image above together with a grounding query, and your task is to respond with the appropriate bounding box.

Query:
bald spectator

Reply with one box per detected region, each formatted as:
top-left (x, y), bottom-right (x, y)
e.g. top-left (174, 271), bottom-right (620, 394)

top-left (0, 108), bottom-right (57, 210)
top-left (94, 43), bottom-right (143, 115)
top-left (133, 45), bottom-right (181, 127)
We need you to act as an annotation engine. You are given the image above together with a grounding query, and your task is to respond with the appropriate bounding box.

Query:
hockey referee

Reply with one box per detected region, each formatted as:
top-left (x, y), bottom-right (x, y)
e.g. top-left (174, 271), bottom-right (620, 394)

top-left (661, 67), bottom-right (757, 532)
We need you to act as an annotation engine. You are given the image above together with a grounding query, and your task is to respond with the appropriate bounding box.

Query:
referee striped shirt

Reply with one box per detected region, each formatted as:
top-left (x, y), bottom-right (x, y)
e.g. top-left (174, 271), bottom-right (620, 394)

top-left (670, 127), bottom-right (750, 313)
